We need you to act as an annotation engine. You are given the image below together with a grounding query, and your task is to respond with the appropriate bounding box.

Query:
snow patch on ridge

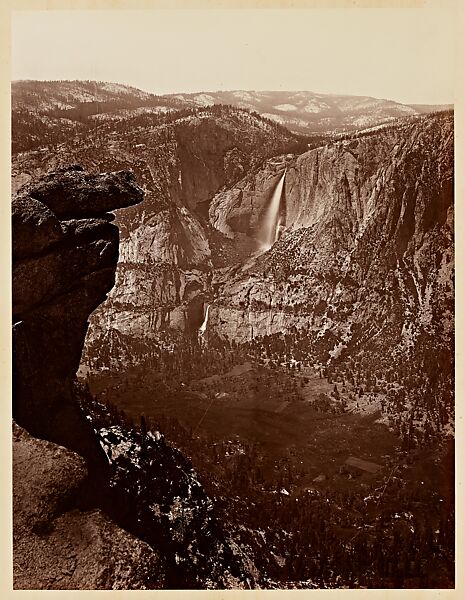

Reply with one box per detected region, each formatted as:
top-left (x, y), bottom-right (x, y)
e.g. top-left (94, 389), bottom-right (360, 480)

top-left (274, 104), bottom-right (298, 112)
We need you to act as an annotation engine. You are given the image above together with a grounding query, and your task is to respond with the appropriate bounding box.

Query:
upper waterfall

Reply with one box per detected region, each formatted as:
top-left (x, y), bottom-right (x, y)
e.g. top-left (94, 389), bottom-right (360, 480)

top-left (259, 170), bottom-right (286, 252)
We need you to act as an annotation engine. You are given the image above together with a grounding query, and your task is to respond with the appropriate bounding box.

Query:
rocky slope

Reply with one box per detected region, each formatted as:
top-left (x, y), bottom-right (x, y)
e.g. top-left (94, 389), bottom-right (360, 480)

top-left (13, 422), bottom-right (162, 590)
top-left (75, 392), bottom-right (255, 589)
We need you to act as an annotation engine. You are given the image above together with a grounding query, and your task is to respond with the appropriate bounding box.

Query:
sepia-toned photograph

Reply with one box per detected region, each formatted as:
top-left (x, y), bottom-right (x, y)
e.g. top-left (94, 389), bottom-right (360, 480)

top-left (10, 3), bottom-right (456, 591)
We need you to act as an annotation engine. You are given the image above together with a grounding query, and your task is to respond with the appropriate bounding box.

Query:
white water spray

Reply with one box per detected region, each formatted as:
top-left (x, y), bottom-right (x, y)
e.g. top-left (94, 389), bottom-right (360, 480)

top-left (199, 303), bottom-right (210, 336)
top-left (260, 170), bottom-right (286, 251)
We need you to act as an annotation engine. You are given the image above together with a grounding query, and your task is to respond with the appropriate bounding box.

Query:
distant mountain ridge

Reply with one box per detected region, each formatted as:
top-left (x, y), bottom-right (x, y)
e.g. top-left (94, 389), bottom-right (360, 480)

top-left (12, 79), bottom-right (181, 112)
top-left (12, 80), bottom-right (308, 156)
top-left (12, 80), bottom-right (451, 139)
top-left (163, 89), bottom-right (452, 135)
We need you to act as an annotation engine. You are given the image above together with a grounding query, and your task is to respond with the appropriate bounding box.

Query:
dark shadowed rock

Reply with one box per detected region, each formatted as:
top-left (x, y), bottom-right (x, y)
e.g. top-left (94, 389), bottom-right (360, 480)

top-left (17, 167), bottom-right (144, 219)
top-left (12, 195), bottom-right (65, 259)
top-left (61, 215), bottom-right (116, 236)
top-left (12, 167), bottom-right (143, 465)
top-left (13, 423), bottom-right (163, 590)
top-left (12, 272), bottom-right (115, 463)
top-left (13, 222), bottom-right (118, 319)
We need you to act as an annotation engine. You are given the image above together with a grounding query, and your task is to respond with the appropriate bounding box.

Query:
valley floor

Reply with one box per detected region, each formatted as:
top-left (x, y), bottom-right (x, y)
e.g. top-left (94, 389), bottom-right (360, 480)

top-left (83, 357), bottom-right (454, 588)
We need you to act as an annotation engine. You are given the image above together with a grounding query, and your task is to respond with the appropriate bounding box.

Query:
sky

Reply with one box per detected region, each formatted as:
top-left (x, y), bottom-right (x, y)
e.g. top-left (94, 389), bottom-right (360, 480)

top-left (11, 8), bottom-right (457, 105)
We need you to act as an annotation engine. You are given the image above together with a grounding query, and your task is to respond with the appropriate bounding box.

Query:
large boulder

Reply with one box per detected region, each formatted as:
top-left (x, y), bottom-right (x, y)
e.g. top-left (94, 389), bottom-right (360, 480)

top-left (13, 423), bottom-right (163, 590)
top-left (12, 195), bottom-right (65, 259)
top-left (13, 222), bottom-right (118, 318)
top-left (16, 165), bottom-right (144, 219)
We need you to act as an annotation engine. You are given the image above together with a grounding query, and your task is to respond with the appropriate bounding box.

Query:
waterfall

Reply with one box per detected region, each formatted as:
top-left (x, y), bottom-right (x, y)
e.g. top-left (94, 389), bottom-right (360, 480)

top-left (199, 303), bottom-right (210, 336)
top-left (260, 170), bottom-right (286, 251)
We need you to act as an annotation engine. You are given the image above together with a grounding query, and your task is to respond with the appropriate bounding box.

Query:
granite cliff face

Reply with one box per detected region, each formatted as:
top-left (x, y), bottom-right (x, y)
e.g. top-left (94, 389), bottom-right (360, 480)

top-left (81, 111), bottom-right (452, 392)
top-left (207, 112), bottom-right (453, 351)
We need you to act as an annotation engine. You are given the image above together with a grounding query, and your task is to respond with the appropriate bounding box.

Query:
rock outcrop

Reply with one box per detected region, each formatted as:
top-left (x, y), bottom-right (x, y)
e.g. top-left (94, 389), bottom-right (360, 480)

top-left (12, 166), bottom-right (166, 590)
top-left (12, 165), bottom-right (143, 463)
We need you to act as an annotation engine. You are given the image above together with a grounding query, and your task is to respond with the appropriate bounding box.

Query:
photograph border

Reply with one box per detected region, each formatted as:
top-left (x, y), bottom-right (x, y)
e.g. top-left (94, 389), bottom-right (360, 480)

top-left (1, 0), bottom-right (462, 598)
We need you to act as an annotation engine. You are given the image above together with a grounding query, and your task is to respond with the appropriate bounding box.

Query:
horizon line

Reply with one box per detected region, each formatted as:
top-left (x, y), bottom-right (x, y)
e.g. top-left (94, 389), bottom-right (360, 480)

top-left (10, 78), bottom-right (454, 108)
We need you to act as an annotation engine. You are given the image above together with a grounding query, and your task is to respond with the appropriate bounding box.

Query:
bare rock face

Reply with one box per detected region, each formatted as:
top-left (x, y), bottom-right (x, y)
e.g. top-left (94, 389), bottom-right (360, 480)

top-left (12, 166), bottom-right (143, 465)
top-left (13, 423), bottom-right (163, 590)
top-left (206, 112), bottom-right (454, 347)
